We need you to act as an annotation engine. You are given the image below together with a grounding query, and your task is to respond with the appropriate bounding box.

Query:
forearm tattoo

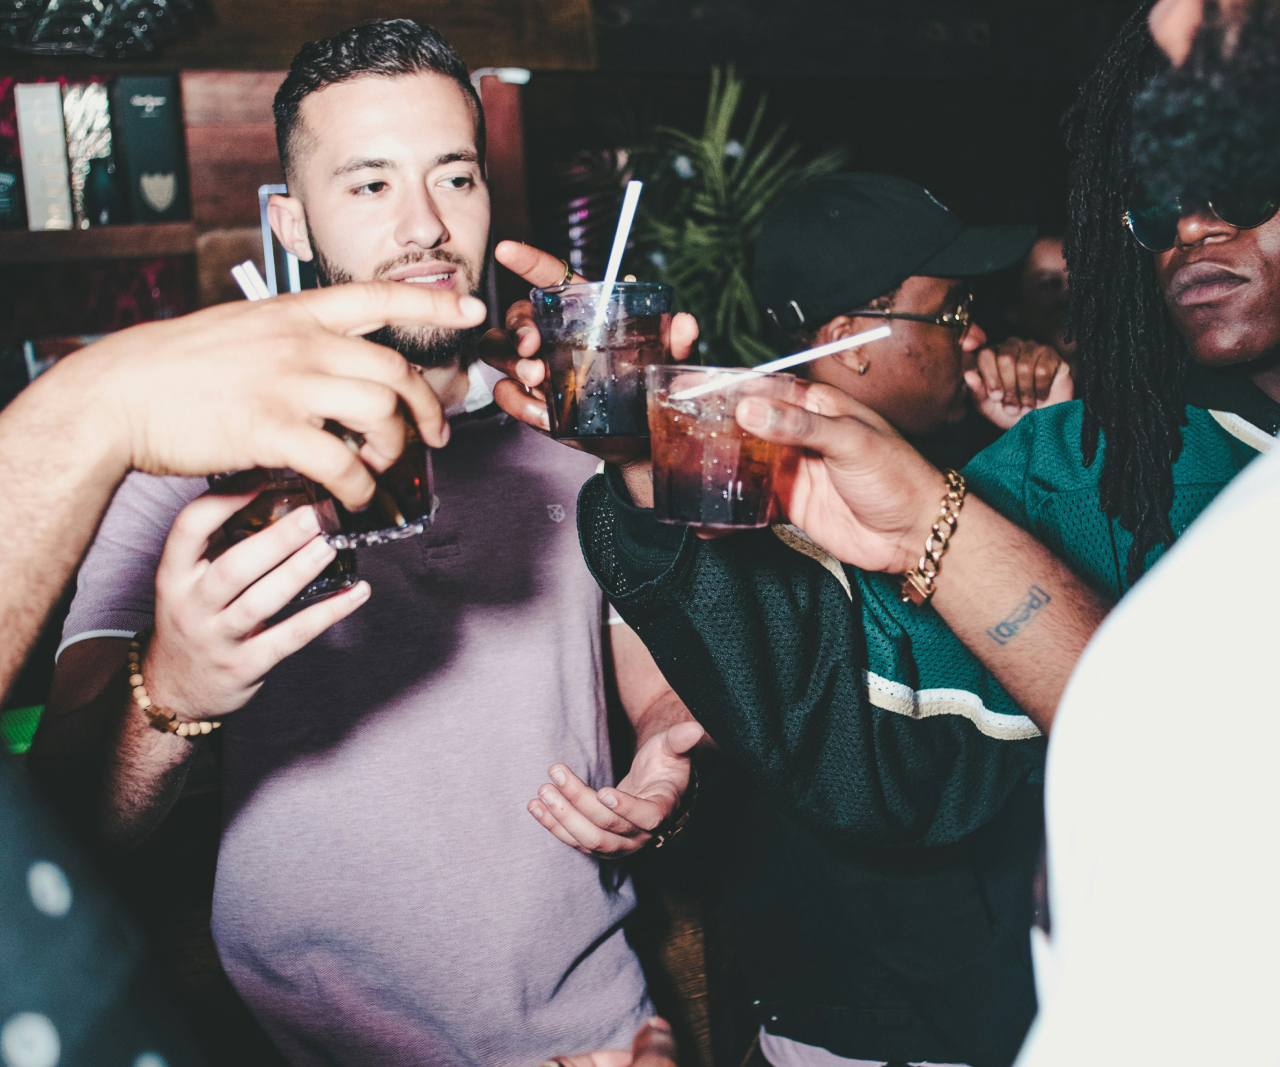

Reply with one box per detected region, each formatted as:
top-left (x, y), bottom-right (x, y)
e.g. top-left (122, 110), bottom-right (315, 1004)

top-left (987, 585), bottom-right (1052, 646)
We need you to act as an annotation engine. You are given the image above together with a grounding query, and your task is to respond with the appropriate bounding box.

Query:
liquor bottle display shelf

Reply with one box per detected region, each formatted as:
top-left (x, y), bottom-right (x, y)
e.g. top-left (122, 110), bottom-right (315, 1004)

top-left (0, 222), bottom-right (197, 263)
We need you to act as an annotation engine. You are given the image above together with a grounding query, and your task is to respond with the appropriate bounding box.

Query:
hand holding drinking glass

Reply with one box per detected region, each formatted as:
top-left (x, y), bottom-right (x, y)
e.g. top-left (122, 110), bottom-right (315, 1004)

top-left (732, 380), bottom-right (949, 572)
top-left (143, 492), bottom-right (371, 727)
top-left (69, 282), bottom-right (486, 508)
top-left (479, 241), bottom-right (700, 455)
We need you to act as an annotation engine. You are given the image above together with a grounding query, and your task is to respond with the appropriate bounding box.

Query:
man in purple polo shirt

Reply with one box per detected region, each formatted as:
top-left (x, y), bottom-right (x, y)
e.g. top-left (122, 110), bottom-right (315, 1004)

top-left (32, 20), bottom-right (702, 1066)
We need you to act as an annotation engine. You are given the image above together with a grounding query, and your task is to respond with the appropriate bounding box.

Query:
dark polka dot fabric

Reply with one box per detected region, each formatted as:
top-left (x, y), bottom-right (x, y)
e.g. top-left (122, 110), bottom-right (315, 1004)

top-left (0, 755), bottom-right (207, 1066)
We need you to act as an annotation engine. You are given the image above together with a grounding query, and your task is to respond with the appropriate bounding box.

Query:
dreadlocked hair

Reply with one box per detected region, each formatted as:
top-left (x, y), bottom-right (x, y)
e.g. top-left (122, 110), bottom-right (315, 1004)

top-left (1062, 2), bottom-right (1192, 584)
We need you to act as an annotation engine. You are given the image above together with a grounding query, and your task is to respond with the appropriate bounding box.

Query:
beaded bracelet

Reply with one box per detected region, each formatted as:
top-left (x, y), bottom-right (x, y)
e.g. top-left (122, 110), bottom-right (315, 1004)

top-left (127, 630), bottom-right (221, 738)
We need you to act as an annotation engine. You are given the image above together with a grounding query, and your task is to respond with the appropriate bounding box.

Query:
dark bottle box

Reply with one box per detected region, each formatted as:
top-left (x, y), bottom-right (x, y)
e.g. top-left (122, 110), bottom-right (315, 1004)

top-left (110, 76), bottom-right (189, 223)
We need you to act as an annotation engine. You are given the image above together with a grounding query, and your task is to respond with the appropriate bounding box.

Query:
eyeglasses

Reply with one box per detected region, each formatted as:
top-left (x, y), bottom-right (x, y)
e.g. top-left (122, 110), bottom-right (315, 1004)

top-left (849, 289), bottom-right (973, 332)
top-left (1120, 188), bottom-right (1280, 252)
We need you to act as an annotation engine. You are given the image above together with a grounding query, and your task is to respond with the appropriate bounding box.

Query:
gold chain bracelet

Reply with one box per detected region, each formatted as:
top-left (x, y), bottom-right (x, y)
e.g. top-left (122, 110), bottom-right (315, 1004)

top-left (127, 630), bottom-right (221, 738)
top-left (900, 469), bottom-right (967, 606)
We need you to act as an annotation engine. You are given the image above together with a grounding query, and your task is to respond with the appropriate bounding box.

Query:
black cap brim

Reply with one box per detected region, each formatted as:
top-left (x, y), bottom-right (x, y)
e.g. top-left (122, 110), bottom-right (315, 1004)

top-left (915, 224), bottom-right (1038, 278)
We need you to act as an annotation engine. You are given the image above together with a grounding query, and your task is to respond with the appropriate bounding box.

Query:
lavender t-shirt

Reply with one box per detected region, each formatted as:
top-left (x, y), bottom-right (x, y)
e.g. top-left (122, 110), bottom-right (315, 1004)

top-left (62, 406), bottom-right (651, 1067)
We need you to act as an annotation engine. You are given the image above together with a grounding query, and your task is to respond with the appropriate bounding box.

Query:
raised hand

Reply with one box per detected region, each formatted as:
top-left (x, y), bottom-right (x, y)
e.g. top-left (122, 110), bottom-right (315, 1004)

top-left (64, 282), bottom-right (487, 511)
top-left (734, 381), bottom-right (947, 572)
top-left (965, 336), bottom-right (1074, 430)
top-left (481, 240), bottom-right (699, 439)
top-left (527, 720), bottom-right (704, 858)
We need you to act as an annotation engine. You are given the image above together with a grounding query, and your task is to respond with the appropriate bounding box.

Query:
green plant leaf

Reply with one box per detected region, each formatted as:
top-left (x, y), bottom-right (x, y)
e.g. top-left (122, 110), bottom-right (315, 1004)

top-left (617, 64), bottom-right (839, 366)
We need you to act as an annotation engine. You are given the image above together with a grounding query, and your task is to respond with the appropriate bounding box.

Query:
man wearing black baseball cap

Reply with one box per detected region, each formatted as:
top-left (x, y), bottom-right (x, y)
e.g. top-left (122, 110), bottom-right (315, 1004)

top-left (659, 176), bottom-right (1072, 1067)
top-left (494, 180), bottom-right (1074, 1067)
top-left (755, 174), bottom-right (1072, 465)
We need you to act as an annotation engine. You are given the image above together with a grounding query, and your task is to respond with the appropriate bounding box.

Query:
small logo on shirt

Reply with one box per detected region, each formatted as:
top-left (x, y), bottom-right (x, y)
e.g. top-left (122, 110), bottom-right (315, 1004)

top-left (547, 504), bottom-right (566, 523)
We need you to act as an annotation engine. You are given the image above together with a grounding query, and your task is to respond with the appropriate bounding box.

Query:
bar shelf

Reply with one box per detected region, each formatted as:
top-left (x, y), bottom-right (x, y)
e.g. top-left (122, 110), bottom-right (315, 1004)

top-left (0, 222), bottom-right (197, 263)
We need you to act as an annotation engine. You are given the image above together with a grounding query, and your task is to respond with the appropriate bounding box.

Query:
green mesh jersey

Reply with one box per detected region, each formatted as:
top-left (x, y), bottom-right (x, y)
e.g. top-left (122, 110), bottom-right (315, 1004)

top-left (577, 400), bottom-right (1267, 848)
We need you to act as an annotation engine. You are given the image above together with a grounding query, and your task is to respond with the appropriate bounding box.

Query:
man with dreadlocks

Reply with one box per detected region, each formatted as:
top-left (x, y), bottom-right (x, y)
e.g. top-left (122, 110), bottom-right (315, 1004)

top-left (484, 5), bottom-right (1280, 1062)
top-left (1011, 0), bottom-right (1280, 1061)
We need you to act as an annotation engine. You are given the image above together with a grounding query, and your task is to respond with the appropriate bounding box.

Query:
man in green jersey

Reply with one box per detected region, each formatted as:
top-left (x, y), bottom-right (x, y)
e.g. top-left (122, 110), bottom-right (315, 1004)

top-left (490, 0), bottom-right (1273, 847)
top-left (520, 176), bottom-right (1074, 1067)
top-left (490, 2), bottom-right (1280, 1065)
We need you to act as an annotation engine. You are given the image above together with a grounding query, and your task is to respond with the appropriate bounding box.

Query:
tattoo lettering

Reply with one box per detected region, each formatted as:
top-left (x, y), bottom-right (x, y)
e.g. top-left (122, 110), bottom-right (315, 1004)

top-left (987, 585), bottom-right (1052, 646)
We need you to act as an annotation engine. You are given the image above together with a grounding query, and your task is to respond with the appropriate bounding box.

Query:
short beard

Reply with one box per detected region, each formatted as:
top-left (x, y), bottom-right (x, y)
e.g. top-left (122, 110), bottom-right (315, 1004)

top-left (309, 231), bottom-right (489, 369)
top-left (1132, 0), bottom-right (1280, 204)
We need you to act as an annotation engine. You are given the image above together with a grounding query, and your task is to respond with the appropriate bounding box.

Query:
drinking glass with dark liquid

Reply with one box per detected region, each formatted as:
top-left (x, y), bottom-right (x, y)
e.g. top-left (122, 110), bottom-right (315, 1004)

top-left (206, 468), bottom-right (359, 603)
top-left (530, 281), bottom-right (673, 441)
top-left (306, 421), bottom-right (436, 549)
top-left (646, 365), bottom-right (802, 529)
top-left (206, 421), bottom-right (436, 602)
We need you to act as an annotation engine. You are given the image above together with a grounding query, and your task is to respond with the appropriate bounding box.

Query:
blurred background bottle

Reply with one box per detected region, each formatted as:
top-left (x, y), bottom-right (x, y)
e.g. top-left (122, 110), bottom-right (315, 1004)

top-left (0, 153), bottom-right (25, 230)
top-left (84, 157), bottom-right (121, 226)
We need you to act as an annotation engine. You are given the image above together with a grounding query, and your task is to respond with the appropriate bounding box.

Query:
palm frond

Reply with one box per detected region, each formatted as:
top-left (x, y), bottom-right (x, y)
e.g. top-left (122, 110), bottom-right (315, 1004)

top-left (620, 65), bottom-right (844, 366)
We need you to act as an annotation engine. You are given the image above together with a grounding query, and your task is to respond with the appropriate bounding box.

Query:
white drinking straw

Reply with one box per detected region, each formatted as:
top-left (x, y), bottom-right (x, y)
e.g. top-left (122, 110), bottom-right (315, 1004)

top-left (670, 324), bottom-right (892, 401)
top-left (230, 263), bottom-right (261, 301)
top-left (241, 260), bottom-right (272, 300)
top-left (602, 180), bottom-right (643, 291)
top-left (231, 260), bottom-right (271, 302)
top-left (591, 179), bottom-right (644, 334)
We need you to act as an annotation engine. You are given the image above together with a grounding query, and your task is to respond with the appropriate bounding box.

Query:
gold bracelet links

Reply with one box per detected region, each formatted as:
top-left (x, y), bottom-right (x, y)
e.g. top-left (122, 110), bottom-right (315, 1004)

top-left (900, 469), bottom-right (967, 606)
top-left (127, 630), bottom-right (221, 737)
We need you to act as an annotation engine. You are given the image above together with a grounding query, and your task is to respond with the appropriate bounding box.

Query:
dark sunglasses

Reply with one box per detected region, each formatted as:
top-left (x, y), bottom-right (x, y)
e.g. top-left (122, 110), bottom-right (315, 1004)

top-left (1120, 188), bottom-right (1280, 252)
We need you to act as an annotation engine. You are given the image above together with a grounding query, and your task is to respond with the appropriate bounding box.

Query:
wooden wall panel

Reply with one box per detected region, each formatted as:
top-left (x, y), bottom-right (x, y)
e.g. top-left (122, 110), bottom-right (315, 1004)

top-left (479, 74), bottom-right (533, 312)
top-left (182, 70), bottom-right (284, 231)
top-left (162, 0), bottom-right (595, 72)
top-left (182, 69), bottom-right (284, 125)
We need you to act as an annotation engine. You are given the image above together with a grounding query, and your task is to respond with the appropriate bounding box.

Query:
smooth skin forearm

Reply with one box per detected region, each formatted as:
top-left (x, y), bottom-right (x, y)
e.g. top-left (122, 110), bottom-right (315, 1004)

top-left (0, 365), bottom-right (132, 699)
top-left (610, 616), bottom-right (698, 746)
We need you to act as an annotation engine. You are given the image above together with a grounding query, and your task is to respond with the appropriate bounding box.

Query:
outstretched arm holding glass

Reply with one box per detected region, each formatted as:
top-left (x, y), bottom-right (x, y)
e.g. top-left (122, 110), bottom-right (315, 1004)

top-left (483, 241), bottom-right (1108, 847)
top-left (0, 281), bottom-right (485, 1067)
top-left (2, 282), bottom-right (483, 702)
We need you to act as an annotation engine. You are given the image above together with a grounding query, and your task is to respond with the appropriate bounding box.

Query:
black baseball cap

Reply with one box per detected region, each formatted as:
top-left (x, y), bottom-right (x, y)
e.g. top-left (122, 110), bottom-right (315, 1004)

top-left (754, 173), bottom-right (1036, 333)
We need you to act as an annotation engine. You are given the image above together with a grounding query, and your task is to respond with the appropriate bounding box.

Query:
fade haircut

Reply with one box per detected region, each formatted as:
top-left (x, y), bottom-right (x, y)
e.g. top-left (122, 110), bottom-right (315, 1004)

top-left (273, 19), bottom-right (485, 184)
